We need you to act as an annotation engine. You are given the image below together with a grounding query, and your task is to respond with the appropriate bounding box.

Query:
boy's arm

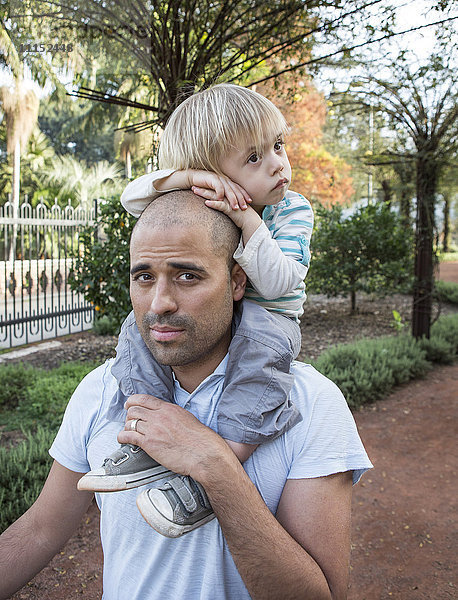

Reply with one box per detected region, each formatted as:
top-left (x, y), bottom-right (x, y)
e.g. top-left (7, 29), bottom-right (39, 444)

top-left (0, 461), bottom-right (93, 599)
top-left (120, 169), bottom-right (179, 216)
top-left (207, 193), bottom-right (313, 299)
top-left (121, 169), bottom-right (251, 217)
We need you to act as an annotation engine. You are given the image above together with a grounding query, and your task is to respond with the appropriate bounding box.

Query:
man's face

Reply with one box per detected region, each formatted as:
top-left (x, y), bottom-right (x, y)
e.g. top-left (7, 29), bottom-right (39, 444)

top-left (218, 134), bottom-right (292, 208)
top-left (130, 222), bottom-right (244, 373)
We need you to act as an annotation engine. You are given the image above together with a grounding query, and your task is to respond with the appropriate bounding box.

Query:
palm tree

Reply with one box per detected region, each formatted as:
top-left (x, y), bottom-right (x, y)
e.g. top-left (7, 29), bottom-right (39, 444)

top-left (0, 81), bottom-right (39, 260)
top-left (47, 155), bottom-right (124, 208)
top-left (1, 17), bottom-right (67, 258)
top-left (114, 127), bottom-right (154, 179)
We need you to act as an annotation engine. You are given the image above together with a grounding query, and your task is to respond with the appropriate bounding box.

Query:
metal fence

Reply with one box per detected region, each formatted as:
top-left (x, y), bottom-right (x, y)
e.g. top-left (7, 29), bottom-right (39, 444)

top-left (0, 198), bottom-right (96, 349)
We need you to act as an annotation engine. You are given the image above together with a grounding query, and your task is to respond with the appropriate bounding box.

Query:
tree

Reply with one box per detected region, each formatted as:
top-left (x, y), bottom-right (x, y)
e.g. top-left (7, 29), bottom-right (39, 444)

top-left (47, 155), bottom-right (125, 208)
top-left (330, 29), bottom-right (457, 338)
top-left (260, 79), bottom-right (354, 207)
top-left (308, 203), bottom-right (414, 312)
top-left (70, 196), bottom-right (136, 331)
top-left (38, 92), bottom-right (120, 164)
top-left (26, 0), bottom-right (417, 129)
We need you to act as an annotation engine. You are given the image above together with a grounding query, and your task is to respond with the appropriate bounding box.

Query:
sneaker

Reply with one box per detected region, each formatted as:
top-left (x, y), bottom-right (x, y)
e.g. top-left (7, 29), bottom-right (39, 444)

top-left (136, 475), bottom-right (215, 537)
top-left (77, 444), bottom-right (172, 492)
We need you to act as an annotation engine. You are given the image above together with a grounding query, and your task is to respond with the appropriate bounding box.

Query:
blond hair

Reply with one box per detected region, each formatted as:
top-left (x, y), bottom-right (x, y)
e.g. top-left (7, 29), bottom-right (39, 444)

top-left (158, 84), bottom-right (288, 174)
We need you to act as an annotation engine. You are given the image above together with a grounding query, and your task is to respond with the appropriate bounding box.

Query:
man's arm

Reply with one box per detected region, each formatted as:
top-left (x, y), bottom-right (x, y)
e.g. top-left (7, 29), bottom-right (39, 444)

top-left (200, 455), bottom-right (352, 600)
top-left (119, 395), bottom-right (353, 600)
top-left (0, 461), bottom-right (93, 600)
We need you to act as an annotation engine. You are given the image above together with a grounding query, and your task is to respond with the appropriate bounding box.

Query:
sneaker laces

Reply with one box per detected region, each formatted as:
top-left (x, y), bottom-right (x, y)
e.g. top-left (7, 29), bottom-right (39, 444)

top-left (103, 444), bottom-right (139, 466)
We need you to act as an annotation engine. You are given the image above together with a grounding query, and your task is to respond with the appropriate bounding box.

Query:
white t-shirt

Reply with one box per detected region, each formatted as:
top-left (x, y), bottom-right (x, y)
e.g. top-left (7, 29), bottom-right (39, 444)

top-left (50, 357), bottom-right (372, 600)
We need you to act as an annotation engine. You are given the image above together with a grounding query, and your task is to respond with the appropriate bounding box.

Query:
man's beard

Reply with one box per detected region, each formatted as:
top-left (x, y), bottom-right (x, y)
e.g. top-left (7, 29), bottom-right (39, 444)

top-left (139, 313), bottom-right (198, 367)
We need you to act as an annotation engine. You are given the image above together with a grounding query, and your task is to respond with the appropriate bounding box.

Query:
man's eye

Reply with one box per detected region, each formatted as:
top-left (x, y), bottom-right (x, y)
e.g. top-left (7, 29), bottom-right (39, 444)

top-left (179, 273), bottom-right (198, 281)
top-left (247, 152), bottom-right (260, 164)
top-left (134, 273), bottom-right (152, 282)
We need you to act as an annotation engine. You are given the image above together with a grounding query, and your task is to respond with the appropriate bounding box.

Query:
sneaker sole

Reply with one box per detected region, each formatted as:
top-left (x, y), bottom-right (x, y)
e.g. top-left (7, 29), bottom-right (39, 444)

top-left (136, 490), bottom-right (216, 537)
top-left (77, 466), bottom-right (172, 492)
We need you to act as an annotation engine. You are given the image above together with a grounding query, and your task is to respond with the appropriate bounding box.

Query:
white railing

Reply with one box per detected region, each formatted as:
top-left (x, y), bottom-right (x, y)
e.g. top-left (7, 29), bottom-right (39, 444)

top-left (1, 198), bottom-right (96, 348)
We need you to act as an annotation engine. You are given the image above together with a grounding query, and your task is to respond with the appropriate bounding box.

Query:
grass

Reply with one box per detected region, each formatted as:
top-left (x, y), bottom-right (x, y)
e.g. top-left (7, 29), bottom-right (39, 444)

top-left (0, 361), bottom-right (97, 432)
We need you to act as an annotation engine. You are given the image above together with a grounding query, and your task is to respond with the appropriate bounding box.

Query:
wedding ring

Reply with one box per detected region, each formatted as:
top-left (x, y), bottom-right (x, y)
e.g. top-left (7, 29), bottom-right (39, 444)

top-left (129, 418), bottom-right (140, 432)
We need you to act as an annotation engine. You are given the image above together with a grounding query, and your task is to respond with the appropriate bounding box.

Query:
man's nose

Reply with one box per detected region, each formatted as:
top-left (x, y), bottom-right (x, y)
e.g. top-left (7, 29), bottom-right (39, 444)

top-left (149, 280), bottom-right (178, 314)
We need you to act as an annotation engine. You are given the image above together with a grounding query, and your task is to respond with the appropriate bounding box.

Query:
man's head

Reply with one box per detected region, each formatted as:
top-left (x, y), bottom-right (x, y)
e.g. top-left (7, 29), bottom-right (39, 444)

top-left (158, 83), bottom-right (289, 176)
top-left (130, 191), bottom-right (246, 387)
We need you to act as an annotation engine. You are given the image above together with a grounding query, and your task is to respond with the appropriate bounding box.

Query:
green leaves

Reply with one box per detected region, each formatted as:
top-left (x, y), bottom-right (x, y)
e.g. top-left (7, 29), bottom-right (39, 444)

top-left (69, 196), bottom-right (136, 332)
top-left (312, 313), bottom-right (458, 409)
top-left (308, 202), bottom-right (414, 310)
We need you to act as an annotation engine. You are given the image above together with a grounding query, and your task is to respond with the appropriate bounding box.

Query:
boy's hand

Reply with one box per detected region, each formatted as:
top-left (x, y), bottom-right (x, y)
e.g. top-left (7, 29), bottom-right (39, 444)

top-left (204, 198), bottom-right (262, 243)
top-left (188, 170), bottom-right (251, 211)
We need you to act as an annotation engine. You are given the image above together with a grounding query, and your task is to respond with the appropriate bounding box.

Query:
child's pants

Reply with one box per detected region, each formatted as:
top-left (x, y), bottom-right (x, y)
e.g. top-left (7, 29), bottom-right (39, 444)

top-left (108, 299), bottom-right (302, 444)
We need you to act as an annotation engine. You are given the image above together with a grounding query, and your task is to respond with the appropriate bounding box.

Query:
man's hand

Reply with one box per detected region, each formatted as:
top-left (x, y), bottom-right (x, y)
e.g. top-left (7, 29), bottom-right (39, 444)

top-left (117, 394), bottom-right (233, 482)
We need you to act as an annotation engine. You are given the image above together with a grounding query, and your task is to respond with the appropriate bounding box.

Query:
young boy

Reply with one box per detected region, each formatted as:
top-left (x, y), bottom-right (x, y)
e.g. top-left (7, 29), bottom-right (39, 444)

top-left (78, 84), bottom-right (314, 537)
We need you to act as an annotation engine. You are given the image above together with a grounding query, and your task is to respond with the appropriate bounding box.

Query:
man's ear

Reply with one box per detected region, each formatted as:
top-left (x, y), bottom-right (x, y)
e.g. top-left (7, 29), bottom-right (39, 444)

top-left (231, 264), bottom-right (246, 301)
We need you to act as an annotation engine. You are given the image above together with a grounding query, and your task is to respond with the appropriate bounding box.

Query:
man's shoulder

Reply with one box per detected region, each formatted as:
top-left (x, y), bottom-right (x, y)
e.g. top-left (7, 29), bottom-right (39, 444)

top-left (70, 359), bottom-right (118, 412)
top-left (289, 361), bottom-right (346, 415)
top-left (291, 361), bottom-right (340, 391)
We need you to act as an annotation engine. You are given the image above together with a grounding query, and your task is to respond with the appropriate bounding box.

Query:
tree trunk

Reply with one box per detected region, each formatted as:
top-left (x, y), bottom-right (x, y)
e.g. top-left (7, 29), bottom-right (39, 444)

top-left (351, 289), bottom-right (356, 312)
top-left (442, 193), bottom-right (450, 254)
top-left (8, 139), bottom-right (21, 262)
top-left (381, 179), bottom-right (392, 207)
top-left (400, 191), bottom-right (411, 228)
top-left (412, 154), bottom-right (437, 339)
top-left (125, 150), bottom-right (132, 179)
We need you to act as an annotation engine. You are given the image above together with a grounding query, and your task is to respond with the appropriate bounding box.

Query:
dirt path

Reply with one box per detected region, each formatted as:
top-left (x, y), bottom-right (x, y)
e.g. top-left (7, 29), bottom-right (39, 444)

top-left (349, 363), bottom-right (458, 600)
top-left (438, 261), bottom-right (458, 283)
top-left (9, 363), bottom-right (457, 600)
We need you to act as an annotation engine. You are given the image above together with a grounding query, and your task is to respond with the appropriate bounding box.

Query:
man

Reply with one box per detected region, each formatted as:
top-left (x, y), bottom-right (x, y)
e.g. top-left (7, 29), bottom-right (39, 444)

top-left (0, 191), bottom-right (371, 600)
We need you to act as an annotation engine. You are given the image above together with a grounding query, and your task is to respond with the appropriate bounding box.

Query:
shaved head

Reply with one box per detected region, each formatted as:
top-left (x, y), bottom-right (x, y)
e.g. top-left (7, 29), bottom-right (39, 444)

top-left (129, 189), bottom-right (246, 380)
top-left (132, 190), bottom-right (241, 269)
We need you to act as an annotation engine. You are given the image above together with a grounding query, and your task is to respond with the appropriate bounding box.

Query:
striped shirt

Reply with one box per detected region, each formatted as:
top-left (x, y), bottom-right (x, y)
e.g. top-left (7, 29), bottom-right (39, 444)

top-left (234, 190), bottom-right (313, 321)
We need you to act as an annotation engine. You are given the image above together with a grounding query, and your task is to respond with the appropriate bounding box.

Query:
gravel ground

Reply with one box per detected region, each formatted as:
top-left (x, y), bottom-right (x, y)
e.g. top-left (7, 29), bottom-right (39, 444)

top-left (2, 292), bottom-right (457, 370)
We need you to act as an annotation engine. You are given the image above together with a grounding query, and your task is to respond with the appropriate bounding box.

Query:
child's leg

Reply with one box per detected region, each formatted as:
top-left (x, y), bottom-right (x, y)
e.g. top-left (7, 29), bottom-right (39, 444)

top-left (78, 311), bottom-right (175, 492)
top-left (225, 440), bottom-right (259, 463)
top-left (217, 299), bottom-right (301, 447)
top-left (137, 301), bottom-right (301, 537)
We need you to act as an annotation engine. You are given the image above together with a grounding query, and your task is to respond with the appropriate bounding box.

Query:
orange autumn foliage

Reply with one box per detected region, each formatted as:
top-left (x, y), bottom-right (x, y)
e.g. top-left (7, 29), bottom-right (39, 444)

top-left (258, 81), bottom-right (354, 208)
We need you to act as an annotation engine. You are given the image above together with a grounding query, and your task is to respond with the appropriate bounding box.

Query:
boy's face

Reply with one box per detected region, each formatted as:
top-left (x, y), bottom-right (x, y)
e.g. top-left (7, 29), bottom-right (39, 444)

top-left (218, 135), bottom-right (292, 208)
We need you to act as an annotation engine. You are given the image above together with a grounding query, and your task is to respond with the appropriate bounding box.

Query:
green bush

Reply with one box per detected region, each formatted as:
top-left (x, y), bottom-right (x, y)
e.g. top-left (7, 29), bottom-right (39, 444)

top-left (312, 335), bottom-right (430, 409)
top-left (435, 280), bottom-right (458, 305)
top-left (93, 314), bottom-right (119, 336)
top-left (420, 314), bottom-right (458, 363)
top-left (0, 363), bottom-right (39, 410)
top-left (0, 426), bottom-right (55, 532)
top-left (430, 314), bottom-right (458, 352)
top-left (312, 314), bottom-right (458, 409)
top-left (0, 362), bottom-right (96, 432)
top-left (70, 196), bottom-right (135, 332)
